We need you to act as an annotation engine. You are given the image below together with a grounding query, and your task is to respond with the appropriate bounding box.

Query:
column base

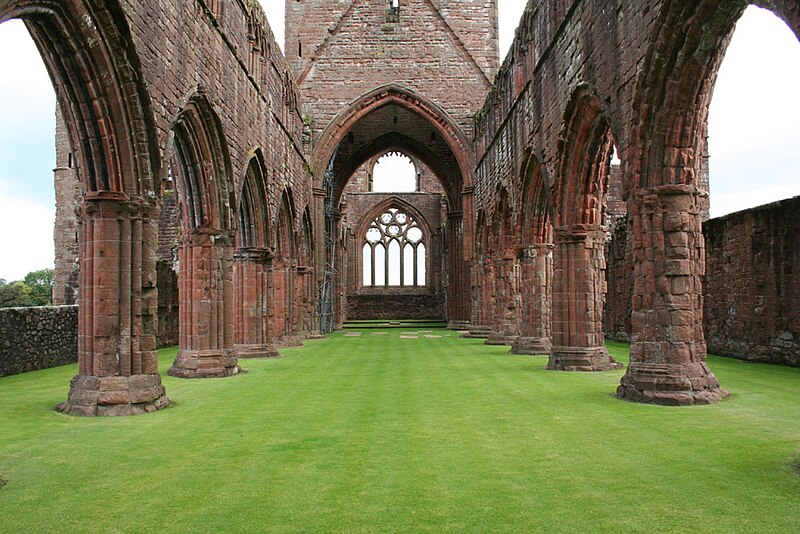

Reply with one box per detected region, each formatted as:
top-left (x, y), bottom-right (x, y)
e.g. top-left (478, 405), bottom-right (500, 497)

top-left (56, 374), bottom-right (169, 416)
top-left (616, 361), bottom-right (730, 405)
top-left (275, 337), bottom-right (304, 348)
top-left (548, 346), bottom-right (623, 372)
top-left (511, 336), bottom-right (552, 355)
top-left (168, 349), bottom-right (240, 378)
top-left (461, 325), bottom-right (491, 338)
top-left (485, 334), bottom-right (517, 346)
top-left (448, 320), bottom-right (470, 331)
top-left (234, 344), bottom-right (281, 359)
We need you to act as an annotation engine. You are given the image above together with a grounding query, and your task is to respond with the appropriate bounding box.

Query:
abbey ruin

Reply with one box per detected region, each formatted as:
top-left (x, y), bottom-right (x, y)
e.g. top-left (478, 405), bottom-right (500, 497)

top-left (2, 0), bottom-right (798, 415)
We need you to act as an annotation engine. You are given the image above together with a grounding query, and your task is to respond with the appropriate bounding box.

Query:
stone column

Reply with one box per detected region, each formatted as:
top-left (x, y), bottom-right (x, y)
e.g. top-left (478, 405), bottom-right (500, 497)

top-left (512, 243), bottom-right (553, 355)
top-left (617, 185), bottom-right (728, 405)
top-left (549, 224), bottom-right (622, 371)
top-left (233, 248), bottom-right (280, 359)
top-left (271, 260), bottom-right (303, 347)
top-left (57, 193), bottom-right (169, 416)
top-left (463, 259), bottom-right (493, 338)
top-left (168, 230), bottom-right (238, 378)
top-left (486, 255), bottom-right (521, 346)
top-left (446, 211), bottom-right (469, 329)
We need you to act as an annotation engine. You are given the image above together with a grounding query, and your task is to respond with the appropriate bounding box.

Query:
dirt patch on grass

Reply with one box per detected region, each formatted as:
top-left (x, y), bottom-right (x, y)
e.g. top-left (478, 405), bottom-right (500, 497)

top-left (0, 477), bottom-right (7, 489)
top-left (790, 456), bottom-right (800, 475)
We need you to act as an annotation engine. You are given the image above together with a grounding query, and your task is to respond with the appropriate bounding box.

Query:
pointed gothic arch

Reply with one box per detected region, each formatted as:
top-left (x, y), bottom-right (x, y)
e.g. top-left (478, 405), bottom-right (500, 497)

top-left (547, 85), bottom-right (622, 373)
top-left (615, 0), bottom-right (799, 404)
top-left (167, 93), bottom-right (238, 379)
top-left (5, 1), bottom-right (167, 416)
top-left (236, 150), bottom-right (271, 250)
top-left (313, 84), bottom-right (474, 202)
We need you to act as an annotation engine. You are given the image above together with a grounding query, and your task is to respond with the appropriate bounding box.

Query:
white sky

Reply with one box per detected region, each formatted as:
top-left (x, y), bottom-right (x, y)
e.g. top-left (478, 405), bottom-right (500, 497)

top-left (0, 3), bottom-right (798, 281)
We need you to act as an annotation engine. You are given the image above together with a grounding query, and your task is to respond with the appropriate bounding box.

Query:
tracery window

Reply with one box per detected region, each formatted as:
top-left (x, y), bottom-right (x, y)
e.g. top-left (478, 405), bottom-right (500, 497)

top-left (362, 208), bottom-right (426, 287)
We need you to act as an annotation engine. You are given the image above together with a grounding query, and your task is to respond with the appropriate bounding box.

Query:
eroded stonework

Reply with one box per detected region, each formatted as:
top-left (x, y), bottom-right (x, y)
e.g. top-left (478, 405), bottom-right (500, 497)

top-left (7, 0), bottom-right (797, 413)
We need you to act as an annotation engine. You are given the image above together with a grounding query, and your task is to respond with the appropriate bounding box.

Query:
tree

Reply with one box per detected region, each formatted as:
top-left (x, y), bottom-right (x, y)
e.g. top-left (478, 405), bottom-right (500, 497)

top-left (0, 268), bottom-right (54, 308)
top-left (23, 269), bottom-right (54, 306)
top-left (0, 281), bottom-right (35, 308)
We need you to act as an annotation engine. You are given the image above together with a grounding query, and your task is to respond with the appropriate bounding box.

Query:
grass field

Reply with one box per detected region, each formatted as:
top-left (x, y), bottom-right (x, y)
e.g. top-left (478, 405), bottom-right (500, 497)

top-left (1, 330), bottom-right (799, 533)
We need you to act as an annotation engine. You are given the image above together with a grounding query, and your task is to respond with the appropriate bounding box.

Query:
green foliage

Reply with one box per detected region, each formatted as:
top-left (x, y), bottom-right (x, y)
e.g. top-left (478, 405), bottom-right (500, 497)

top-left (0, 268), bottom-right (53, 308)
top-left (0, 335), bottom-right (799, 532)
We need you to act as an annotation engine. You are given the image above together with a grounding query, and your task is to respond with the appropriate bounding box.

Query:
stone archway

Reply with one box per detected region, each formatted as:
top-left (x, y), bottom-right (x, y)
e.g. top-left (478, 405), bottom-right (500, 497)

top-left (511, 154), bottom-right (554, 356)
top-left (1, 0), bottom-right (167, 416)
top-left (548, 85), bottom-right (622, 372)
top-left (616, 0), bottom-right (772, 405)
top-left (167, 93), bottom-right (239, 379)
top-left (233, 150), bottom-right (279, 360)
top-left (314, 84), bottom-right (474, 328)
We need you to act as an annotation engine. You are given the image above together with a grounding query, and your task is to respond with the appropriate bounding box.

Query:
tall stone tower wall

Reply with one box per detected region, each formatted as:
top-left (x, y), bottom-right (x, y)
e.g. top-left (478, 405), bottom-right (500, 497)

top-left (286, 0), bottom-right (499, 144)
top-left (52, 106), bottom-right (80, 306)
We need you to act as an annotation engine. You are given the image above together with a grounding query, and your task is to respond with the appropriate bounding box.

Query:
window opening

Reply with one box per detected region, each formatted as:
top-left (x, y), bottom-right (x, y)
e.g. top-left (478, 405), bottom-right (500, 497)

top-left (372, 153), bottom-right (417, 192)
top-left (362, 207), bottom-right (426, 287)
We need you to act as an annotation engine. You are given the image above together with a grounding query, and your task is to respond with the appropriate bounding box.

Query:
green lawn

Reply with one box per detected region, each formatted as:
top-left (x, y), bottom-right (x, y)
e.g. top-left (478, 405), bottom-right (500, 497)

top-left (1, 331), bottom-right (799, 533)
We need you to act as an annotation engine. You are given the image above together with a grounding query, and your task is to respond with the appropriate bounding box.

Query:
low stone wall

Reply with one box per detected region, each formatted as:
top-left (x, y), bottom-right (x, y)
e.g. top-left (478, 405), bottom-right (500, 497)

top-left (347, 290), bottom-right (444, 320)
top-left (703, 197), bottom-right (800, 366)
top-left (0, 305), bottom-right (78, 377)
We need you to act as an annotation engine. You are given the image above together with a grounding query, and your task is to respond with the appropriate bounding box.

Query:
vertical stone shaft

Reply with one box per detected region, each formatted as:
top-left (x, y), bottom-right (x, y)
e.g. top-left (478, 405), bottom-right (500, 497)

top-left (512, 243), bottom-right (553, 354)
top-left (617, 185), bottom-right (728, 405)
top-left (60, 195), bottom-right (169, 416)
top-left (447, 212), bottom-right (468, 328)
top-left (464, 259), bottom-right (492, 338)
top-left (549, 224), bottom-right (621, 371)
top-left (169, 232), bottom-right (238, 378)
top-left (271, 260), bottom-right (302, 347)
top-left (486, 255), bottom-right (521, 346)
top-left (233, 250), bottom-right (279, 358)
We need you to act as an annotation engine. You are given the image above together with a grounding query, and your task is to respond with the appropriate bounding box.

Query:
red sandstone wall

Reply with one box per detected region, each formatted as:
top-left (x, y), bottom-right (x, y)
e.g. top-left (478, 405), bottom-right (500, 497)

top-left (604, 197), bottom-right (800, 367)
top-left (604, 218), bottom-right (633, 342)
top-left (119, 0), bottom-right (309, 220)
top-left (52, 107), bottom-right (80, 306)
top-left (703, 197), bottom-right (800, 367)
top-left (287, 0), bottom-right (499, 148)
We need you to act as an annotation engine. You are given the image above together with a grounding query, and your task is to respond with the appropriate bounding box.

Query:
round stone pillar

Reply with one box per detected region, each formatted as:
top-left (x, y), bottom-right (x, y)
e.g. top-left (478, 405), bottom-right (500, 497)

top-left (512, 243), bottom-right (553, 355)
top-left (169, 231), bottom-right (239, 378)
top-left (233, 249), bottom-right (280, 359)
top-left (549, 224), bottom-right (622, 371)
top-left (617, 185), bottom-right (728, 405)
top-left (57, 193), bottom-right (169, 416)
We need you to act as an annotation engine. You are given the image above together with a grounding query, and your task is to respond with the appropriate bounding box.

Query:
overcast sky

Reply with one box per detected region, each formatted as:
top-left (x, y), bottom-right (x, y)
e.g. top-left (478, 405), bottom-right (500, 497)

top-left (0, 3), bottom-right (798, 281)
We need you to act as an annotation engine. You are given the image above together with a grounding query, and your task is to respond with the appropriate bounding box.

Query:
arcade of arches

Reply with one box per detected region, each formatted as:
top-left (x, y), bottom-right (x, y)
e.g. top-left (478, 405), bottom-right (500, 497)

top-left (2, 0), bottom-right (798, 415)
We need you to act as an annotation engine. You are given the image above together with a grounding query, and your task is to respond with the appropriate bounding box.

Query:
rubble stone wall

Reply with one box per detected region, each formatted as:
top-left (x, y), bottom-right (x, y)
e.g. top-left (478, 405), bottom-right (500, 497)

top-left (0, 306), bottom-right (78, 377)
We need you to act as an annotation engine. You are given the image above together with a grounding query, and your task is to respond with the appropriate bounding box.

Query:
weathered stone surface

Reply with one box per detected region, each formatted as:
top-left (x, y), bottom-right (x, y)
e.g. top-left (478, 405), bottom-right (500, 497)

top-left (57, 374), bottom-right (169, 417)
top-left (0, 306), bottom-right (77, 377)
top-left (168, 350), bottom-right (240, 379)
top-left (27, 0), bottom-right (799, 413)
top-left (703, 197), bottom-right (800, 368)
